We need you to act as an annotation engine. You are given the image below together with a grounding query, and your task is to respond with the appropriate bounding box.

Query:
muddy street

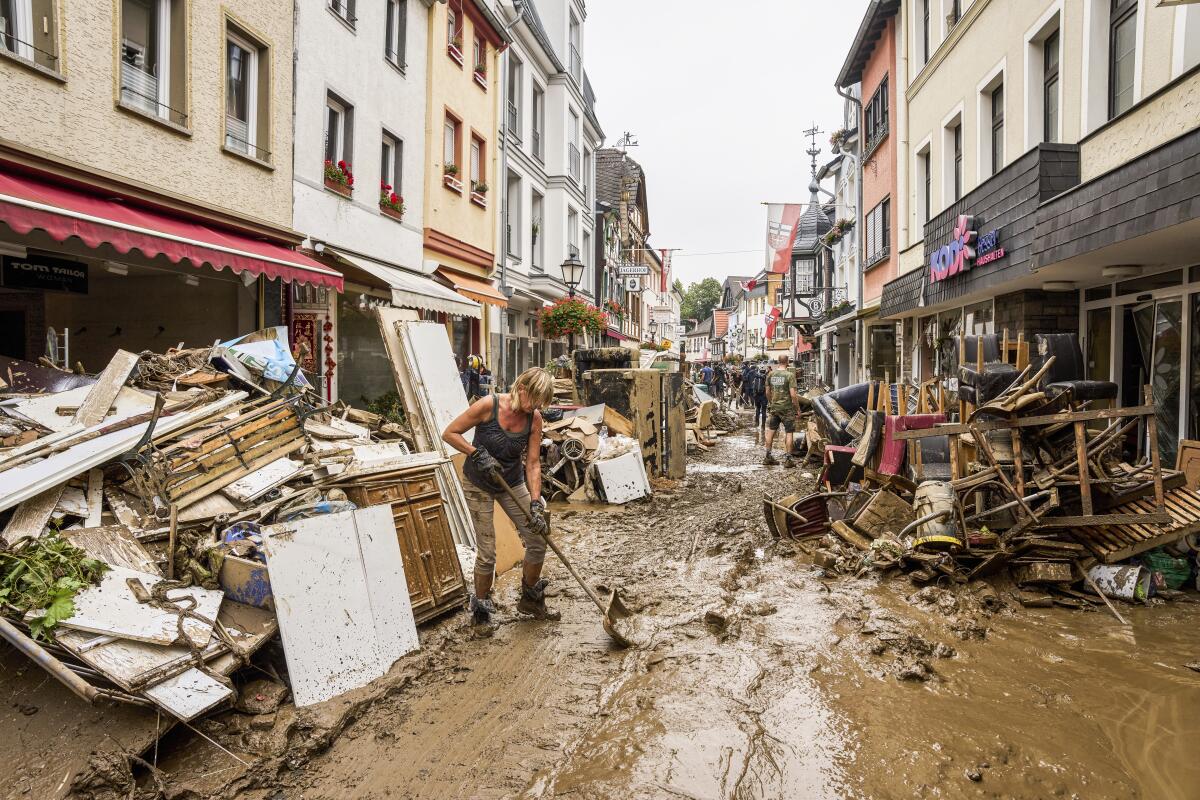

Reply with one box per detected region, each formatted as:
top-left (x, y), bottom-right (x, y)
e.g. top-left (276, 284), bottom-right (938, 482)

top-left (157, 420), bottom-right (1200, 800)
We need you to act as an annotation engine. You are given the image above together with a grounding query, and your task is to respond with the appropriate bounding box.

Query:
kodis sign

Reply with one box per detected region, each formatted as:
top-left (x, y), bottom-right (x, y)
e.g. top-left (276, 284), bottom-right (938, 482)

top-left (929, 215), bottom-right (977, 283)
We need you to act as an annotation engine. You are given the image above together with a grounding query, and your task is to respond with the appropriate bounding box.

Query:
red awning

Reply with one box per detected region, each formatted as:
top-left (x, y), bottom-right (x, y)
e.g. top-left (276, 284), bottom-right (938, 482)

top-left (0, 170), bottom-right (342, 290)
top-left (604, 327), bottom-right (631, 341)
top-left (435, 267), bottom-right (507, 308)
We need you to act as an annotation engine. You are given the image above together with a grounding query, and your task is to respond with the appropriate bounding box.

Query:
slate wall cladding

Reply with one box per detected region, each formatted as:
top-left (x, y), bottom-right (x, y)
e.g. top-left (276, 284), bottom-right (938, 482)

top-left (994, 290), bottom-right (1079, 336)
top-left (923, 143), bottom-right (1080, 310)
top-left (1033, 127), bottom-right (1200, 270)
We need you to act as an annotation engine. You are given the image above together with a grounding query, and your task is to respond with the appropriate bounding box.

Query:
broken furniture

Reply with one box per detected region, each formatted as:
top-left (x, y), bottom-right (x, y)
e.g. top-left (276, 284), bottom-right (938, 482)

top-left (581, 368), bottom-right (686, 479)
top-left (812, 382), bottom-right (873, 446)
top-left (343, 465), bottom-right (467, 624)
top-left (1032, 333), bottom-right (1118, 403)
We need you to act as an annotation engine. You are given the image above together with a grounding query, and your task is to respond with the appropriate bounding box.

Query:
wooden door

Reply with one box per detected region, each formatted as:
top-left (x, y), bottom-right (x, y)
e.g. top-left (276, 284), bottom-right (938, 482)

top-left (411, 497), bottom-right (467, 609)
top-left (390, 501), bottom-right (437, 621)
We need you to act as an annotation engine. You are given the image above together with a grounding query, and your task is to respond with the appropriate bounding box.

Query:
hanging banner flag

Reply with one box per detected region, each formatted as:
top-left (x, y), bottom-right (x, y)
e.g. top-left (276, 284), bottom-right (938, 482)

top-left (765, 204), bottom-right (803, 274)
top-left (765, 305), bottom-right (782, 340)
top-left (659, 249), bottom-right (672, 293)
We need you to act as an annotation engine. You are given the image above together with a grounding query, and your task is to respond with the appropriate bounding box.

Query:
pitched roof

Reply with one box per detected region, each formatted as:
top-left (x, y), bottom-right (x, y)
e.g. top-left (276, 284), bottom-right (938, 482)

top-left (793, 188), bottom-right (833, 253)
top-left (596, 149), bottom-right (648, 229)
top-left (713, 309), bottom-right (730, 338)
top-left (836, 0), bottom-right (900, 88)
top-left (583, 72), bottom-right (604, 137)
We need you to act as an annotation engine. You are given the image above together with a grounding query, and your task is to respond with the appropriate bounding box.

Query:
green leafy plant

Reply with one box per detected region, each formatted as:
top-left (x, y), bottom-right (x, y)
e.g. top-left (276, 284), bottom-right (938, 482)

top-left (366, 390), bottom-right (407, 425)
top-left (829, 128), bottom-right (850, 150)
top-left (474, 62), bottom-right (487, 75)
top-left (0, 533), bottom-right (109, 641)
top-left (444, 163), bottom-right (459, 177)
top-left (324, 159), bottom-right (354, 189)
top-left (540, 297), bottom-right (607, 339)
top-left (471, 180), bottom-right (488, 194)
top-left (822, 218), bottom-right (855, 246)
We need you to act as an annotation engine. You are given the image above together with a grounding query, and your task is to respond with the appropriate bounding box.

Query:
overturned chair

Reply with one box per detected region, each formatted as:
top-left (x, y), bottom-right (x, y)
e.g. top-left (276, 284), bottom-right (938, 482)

top-left (1033, 333), bottom-right (1118, 404)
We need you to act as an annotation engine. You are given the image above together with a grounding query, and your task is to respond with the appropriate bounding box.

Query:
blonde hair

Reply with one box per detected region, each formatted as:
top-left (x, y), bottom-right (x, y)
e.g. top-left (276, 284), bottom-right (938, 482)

top-left (510, 367), bottom-right (554, 412)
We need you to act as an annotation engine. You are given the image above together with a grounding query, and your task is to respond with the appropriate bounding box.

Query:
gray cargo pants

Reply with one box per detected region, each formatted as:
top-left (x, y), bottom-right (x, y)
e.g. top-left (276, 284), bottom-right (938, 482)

top-left (462, 479), bottom-right (548, 578)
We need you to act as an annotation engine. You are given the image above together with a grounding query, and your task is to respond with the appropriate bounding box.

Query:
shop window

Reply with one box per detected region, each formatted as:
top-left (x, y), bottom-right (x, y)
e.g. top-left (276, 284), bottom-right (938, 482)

top-left (324, 93), bottom-right (353, 166)
top-left (964, 300), bottom-right (994, 335)
top-left (1085, 284), bottom-right (1112, 302)
top-left (224, 25), bottom-right (270, 162)
top-left (0, 0), bottom-right (59, 71)
top-left (1109, 0), bottom-right (1137, 119)
top-left (385, 0), bottom-right (405, 67)
top-left (937, 309), bottom-right (962, 377)
top-left (1087, 306), bottom-right (1112, 386)
top-left (120, 0), bottom-right (188, 126)
top-left (1116, 269), bottom-right (1182, 297)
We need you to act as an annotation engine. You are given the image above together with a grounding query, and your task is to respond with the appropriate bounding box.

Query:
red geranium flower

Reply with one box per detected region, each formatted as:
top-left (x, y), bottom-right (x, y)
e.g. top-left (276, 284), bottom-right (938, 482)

top-left (337, 160), bottom-right (347, 170)
top-left (389, 192), bottom-right (399, 204)
top-left (347, 175), bottom-right (354, 186)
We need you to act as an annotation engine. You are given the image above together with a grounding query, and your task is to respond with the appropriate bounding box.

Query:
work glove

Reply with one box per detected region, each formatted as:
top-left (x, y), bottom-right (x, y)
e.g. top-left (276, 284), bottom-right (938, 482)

top-left (467, 447), bottom-right (500, 478)
top-left (528, 498), bottom-right (549, 538)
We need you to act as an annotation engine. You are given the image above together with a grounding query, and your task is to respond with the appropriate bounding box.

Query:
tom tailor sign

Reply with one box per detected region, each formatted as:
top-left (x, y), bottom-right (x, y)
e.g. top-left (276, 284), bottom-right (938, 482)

top-left (2, 254), bottom-right (88, 293)
top-left (929, 215), bottom-right (1005, 283)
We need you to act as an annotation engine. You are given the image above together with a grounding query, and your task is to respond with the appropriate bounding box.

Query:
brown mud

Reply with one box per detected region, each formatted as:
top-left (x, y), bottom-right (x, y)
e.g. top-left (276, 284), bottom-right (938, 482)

top-left (111, 421), bottom-right (1200, 799)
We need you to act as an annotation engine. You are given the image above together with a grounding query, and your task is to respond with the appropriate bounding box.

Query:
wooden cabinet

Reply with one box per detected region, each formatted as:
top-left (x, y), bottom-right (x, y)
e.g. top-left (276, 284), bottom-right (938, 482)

top-left (346, 468), bottom-right (467, 624)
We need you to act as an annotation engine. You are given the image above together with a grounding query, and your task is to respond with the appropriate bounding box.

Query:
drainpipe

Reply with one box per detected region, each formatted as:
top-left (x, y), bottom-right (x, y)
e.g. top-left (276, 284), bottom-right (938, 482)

top-left (836, 83), bottom-right (863, 381)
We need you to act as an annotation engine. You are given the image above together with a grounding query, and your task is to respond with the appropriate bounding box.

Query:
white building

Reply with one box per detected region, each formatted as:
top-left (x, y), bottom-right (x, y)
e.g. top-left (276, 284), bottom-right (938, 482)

top-left (816, 96), bottom-right (860, 389)
top-left (493, 0), bottom-right (602, 385)
top-left (292, 0), bottom-right (472, 407)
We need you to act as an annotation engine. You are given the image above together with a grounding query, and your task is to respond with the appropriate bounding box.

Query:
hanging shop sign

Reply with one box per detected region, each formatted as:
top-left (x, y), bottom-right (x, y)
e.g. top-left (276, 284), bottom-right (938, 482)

top-left (2, 254), bottom-right (88, 294)
top-left (929, 215), bottom-right (1005, 282)
top-left (617, 263), bottom-right (650, 276)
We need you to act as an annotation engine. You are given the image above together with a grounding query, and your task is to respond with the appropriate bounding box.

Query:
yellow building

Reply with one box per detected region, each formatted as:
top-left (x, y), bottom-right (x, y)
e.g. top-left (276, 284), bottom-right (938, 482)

top-left (423, 0), bottom-right (511, 365)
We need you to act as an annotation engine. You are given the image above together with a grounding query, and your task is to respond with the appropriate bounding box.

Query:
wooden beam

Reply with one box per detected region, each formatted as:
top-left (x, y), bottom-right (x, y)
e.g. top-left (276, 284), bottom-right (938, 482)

top-left (893, 404), bottom-right (1157, 440)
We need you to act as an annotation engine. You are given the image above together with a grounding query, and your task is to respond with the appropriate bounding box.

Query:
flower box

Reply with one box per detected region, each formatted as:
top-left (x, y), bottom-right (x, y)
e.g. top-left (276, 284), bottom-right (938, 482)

top-left (443, 173), bottom-right (463, 193)
top-left (380, 204), bottom-right (405, 222)
top-left (473, 70), bottom-right (487, 90)
top-left (470, 191), bottom-right (487, 208)
top-left (447, 42), bottom-right (464, 66)
top-left (325, 178), bottom-right (352, 197)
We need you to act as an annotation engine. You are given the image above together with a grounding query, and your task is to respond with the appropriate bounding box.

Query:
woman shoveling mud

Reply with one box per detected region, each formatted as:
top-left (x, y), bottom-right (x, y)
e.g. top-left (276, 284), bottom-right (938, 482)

top-left (443, 367), bottom-right (558, 626)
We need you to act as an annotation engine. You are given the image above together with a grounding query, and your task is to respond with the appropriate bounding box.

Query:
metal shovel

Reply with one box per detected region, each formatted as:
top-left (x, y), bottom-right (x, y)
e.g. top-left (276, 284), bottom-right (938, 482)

top-left (490, 468), bottom-right (639, 648)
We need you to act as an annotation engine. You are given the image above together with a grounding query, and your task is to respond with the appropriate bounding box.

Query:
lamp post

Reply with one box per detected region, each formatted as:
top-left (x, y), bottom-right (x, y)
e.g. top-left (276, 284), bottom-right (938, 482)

top-left (560, 255), bottom-right (585, 354)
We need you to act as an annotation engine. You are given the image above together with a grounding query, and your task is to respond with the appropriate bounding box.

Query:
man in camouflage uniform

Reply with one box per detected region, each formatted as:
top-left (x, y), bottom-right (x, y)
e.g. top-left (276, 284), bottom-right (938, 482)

top-left (763, 355), bottom-right (800, 467)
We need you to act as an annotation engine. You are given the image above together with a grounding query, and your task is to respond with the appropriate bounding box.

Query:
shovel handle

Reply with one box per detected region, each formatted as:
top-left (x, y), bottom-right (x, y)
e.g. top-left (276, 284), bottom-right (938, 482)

top-left (489, 468), bottom-right (609, 615)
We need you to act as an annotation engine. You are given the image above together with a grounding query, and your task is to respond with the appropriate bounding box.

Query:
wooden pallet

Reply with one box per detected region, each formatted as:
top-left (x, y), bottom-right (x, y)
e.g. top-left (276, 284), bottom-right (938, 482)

top-left (1068, 486), bottom-right (1200, 564)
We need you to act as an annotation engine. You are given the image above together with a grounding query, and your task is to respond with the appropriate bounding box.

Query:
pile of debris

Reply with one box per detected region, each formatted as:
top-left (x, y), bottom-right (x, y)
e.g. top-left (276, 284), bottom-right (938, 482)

top-left (0, 315), bottom-right (484, 782)
top-left (767, 359), bottom-right (1200, 614)
top-left (541, 404), bottom-right (651, 504)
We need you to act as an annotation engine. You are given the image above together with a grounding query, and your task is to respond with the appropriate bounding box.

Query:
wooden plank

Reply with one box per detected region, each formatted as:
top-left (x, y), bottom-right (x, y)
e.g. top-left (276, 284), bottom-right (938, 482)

top-left (2, 486), bottom-right (64, 544)
top-left (221, 457), bottom-right (304, 503)
top-left (178, 491), bottom-right (240, 523)
top-left (74, 350), bottom-right (140, 426)
top-left (56, 628), bottom-right (222, 692)
top-left (84, 468), bottom-right (104, 527)
top-left (1039, 512), bottom-right (1173, 527)
top-left (53, 565), bottom-right (222, 647)
top-left (893, 404), bottom-right (1158, 440)
top-left (143, 668), bottom-right (233, 721)
top-left (63, 525), bottom-right (160, 574)
top-left (1074, 421), bottom-right (1092, 517)
top-left (262, 506), bottom-right (419, 707)
top-left (1145, 386), bottom-right (1165, 514)
top-left (1175, 439), bottom-right (1200, 489)
top-left (167, 412), bottom-right (299, 472)
top-left (167, 433), bottom-right (305, 506)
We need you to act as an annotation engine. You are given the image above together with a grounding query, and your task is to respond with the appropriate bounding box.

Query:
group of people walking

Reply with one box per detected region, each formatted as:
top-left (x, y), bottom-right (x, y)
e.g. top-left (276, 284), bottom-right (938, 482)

top-left (694, 356), bottom-right (806, 468)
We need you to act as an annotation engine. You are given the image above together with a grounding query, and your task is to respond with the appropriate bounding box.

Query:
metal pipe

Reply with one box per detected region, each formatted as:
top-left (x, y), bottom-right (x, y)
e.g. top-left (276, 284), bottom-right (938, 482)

top-left (0, 616), bottom-right (100, 705)
top-left (900, 509), bottom-right (949, 539)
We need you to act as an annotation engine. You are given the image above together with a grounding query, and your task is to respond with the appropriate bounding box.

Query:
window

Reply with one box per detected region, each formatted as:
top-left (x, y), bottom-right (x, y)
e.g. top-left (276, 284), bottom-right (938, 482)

top-left (863, 76), bottom-right (889, 152)
top-left (120, 0), bottom-right (187, 125)
top-left (443, 113), bottom-right (461, 173)
top-left (470, 134), bottom-right (485, 191)
top-left (325, 94), bottom-right (353, 165)
top-left (225, 29), bottom-right (268, 161)
top-left (506, 55), bottom-right (522, 139)
top-left (568, 110), bottom-right (581, 181)
top-left (380, 131), bottom-right (402, 195)
top-left (568, 209), bottom-right (579, 258)
top-left (952, 123), bottom-right (962, 201)
top-left (505, 172), bottom-right (521, 257)
top-left (1, 0), bottom-right (57, 69)
top-left (329, 0), bottom-right (356, 26)
top-left (531, 191), bottom-right (545, 270)
top-left (948, 0), bottom-right (960, 27)
top-left (865, 198), bottom-right (891, 266)
top-left (1044, 31), bottom-right (1059, 142)
top-left (472, 34), bottom-right (485, 74)
top-left (446, 6), bottom-right (461, 53)
top-left (568, 13), bottom-right (581, 82)
top-left (921, 0), bottom-right (930, 64)
top-left (990, 83), bottom-right (1004, 176)
top-left (531, 85), bottom-right (545, 160)
top-left (385, 0), bottom-right (405, 67)
top-left (919, 148), bottom-right (932, 223)
top-left (1108, 0), bottom-right (1136, 119)
top-left (583, 149), bottom-right (592, 202)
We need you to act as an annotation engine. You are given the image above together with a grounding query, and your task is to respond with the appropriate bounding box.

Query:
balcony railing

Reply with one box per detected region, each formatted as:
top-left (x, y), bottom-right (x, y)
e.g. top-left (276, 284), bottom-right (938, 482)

top-left (569, 45), bottom-right (581, 82)
top-left (568, 145), bottom-right (580, 181)
top-left (0, 30), bottom-right (58, 65)
top-left (532, 129), bottom-right (543, 161)
top-left (506, 100), bottom-right (520, 139)
top-left (224, 116), bottom-right (270, 161)
top-left (120, 61), bottom-right (187, 125)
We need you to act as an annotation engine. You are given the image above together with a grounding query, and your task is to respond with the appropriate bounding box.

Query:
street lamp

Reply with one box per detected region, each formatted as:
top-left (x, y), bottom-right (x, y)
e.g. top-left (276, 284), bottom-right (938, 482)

top-left (648, 319), bottom-right (658, 342)
top-left (560, 255), bottom-right (585, 298)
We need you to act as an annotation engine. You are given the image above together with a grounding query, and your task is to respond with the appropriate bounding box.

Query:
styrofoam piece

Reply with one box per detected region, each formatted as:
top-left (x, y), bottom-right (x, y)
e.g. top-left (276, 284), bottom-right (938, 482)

top-left (261, 505), bottom-right (419, 707)
top-left (52, 565), bottom-right (223, 648)
top-left (0, 392), bottom-right (248, 515)
top-left (593, 450), bottom-right (652, 504)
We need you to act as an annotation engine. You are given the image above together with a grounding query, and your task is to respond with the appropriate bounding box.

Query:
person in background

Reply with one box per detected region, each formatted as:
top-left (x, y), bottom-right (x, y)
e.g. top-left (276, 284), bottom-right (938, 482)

top-left (712, 363), bottom-right (727, 403)
top-left (752, 364), bottom-right (768, 428)
top-left (699, 363), bottom-right (714, 388)
top-left (463, 355), bottom-right (483, 401)
top-left (442, 368), bottom-right (556, 625)
top-left (763, 354), bottom-right (799, 466)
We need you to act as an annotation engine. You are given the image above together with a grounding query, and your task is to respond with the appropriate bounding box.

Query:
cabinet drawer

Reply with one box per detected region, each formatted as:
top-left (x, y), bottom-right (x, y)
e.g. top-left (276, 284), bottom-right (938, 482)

top-left (351, 483), bottom-right (406, 505)
top-left (400, 473), bottom-right (439, 500)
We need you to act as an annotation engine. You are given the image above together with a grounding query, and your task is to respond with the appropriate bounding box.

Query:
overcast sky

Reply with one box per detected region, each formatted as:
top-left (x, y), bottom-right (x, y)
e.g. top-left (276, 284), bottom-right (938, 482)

top-left (585, 0), bottom-right (871, 288)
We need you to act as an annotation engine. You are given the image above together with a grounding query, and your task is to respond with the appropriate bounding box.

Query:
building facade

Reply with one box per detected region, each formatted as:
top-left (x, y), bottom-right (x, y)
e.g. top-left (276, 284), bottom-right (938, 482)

top-left (0, 0), bottom-right (340, 374)
top-left (596, 147), bottom-right (650, 343)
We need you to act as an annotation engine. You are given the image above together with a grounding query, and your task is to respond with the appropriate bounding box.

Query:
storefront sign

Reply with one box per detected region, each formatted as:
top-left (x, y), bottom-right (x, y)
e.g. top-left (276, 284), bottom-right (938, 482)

top-left (617, 264), bottom-right (650, 276)
top-left (1, 255), bottom-right (88, 294)
top-left (974, 228), bottom-right (1006, 266)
